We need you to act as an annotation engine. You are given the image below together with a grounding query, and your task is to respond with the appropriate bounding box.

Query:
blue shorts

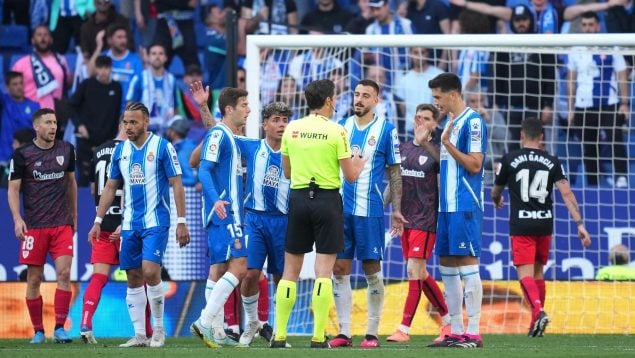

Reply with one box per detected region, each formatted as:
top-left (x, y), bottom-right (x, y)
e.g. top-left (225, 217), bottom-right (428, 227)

top-left (337, 215), bottom-right (384, 261)
top-left (207, 214), bottom-right (247, 265)
top-left (245, 211), bottom-right (287, 275)
top-left (435, 211), bottom-right (482, 257)
top-left (120, 226), bottom-right (169, 270)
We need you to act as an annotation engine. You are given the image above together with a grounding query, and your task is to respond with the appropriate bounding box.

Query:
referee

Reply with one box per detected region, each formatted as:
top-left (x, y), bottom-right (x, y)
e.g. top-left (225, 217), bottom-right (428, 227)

top-left (271, 79), bottom-right (365, 348)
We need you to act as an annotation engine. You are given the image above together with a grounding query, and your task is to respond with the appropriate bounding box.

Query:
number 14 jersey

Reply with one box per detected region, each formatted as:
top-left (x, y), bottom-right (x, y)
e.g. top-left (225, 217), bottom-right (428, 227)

top-left (494, 148), bottom-right (566, 236)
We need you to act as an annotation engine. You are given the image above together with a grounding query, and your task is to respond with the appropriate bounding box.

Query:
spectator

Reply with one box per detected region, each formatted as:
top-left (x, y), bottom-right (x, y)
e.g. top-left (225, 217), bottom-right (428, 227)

top-left (274, 75), bottom-right (304, 121)
top-left (201, 4), bottom-right (227, 90)
top-left (394, 47), bottom-right (443, 139)
top-left (567, 11), bottom-right (629, 187)
top-left (165, 117), bottom-right (198, 187)
top-left (464, 85), bottom-right (508, 185)
top-left (69, 55), bottom-right (122, 186)
top-left (330, 69), bottom-right (353, 122)
top-left (0, 72), bottom-right (41, 168)
top-left (455, 10), bottom-right (490, 91)
top-left (492, 4), bottom-right (556, 151)
top-left (402, 0), bottom-right (451, 67)
top-left (260, 48), bottom-right (287, 104)
top-left (49, 0), bottom-right (95, 53)
top-left (2, 0), bottom-right (30, 26)
top-left (345, 0), bottom-right (374, 34)
top-left (177, 65), bottom-right (205, 121)
top-left (0, 128), bottom-right (36, 188)
top-left (127, 43), bottom-right (177, 134)
top-left (12, 25), bottom-right (72, 110)
top-left (242, 0), bottom-right (299, 35)
top-left (288, 47), bottom-right (344, 90)
top-left (365, 0), bottom-right (416, 85)
top-left (153, 0), bottom-right (200, 68)
top-left (89, 23), bottom-right (144, 113)
top-left (449, 0), bottom-right (559, 34)
top-left (596, 244), bottom-right (635, 281)
top-left (300, 0), bottom-right (353, 34)
top-left (81, 0), bottom-right (132, 58)
top-left (134, 0), bottom-right (159, 49)
top-left (448, 0), bottom-right (505, 34)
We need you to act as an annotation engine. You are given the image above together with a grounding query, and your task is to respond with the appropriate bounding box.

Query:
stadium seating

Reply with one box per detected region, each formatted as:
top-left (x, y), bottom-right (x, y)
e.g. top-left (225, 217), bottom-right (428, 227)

top-left (0, 25), bottom-right (29, 52)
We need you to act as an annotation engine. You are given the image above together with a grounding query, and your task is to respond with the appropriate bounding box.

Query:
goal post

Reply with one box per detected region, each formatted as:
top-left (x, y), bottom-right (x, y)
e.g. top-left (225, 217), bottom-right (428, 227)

top-left (244, 33), bottom-right (635, 335)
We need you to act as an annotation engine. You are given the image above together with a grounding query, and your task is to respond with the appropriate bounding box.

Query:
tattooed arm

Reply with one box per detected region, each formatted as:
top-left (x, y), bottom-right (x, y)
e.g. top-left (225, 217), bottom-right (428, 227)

top-left (555, 179), bottom-right (591, 247)
top-left (190, 81), bottom-right (216, 129)
top-left (387, 164), bottom-right (407, 236)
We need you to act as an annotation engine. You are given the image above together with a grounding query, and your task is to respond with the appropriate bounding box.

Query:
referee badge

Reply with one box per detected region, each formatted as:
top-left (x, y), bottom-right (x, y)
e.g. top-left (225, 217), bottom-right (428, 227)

top-left (234, 239), bottom-right (242, 250)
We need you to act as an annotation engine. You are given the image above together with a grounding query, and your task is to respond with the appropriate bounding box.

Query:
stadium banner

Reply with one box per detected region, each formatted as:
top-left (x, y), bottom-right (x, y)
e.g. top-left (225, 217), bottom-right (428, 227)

top-left (0, 188), bottom-right (633, 282)
top-left (0, 280), bottom-right (633, 338)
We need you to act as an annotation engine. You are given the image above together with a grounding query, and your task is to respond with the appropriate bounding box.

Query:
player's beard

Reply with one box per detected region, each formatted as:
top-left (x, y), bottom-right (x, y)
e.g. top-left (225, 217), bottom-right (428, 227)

top-left (354, 105), bottom-right (369, 117)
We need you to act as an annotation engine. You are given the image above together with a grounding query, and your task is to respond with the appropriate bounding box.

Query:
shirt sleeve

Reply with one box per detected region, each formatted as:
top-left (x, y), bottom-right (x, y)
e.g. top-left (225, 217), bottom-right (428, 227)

top-left (552, 156), bottom-right (567, 183)
top-left (8, 148), bottom-right (25, 180)
top-left (468, 116), bottom-right (486, 153)
top-left (109, 143), bottom-right (123, 180)
top-left (385, 126), bottom-right (401, 165)
top-left (202, 129), bottom-right (224, 163)
top-left (335, 124), bottom-right (352, 160)
top-left (66, 143), bottom-right (76, 173)
top-left (494, 154), bottom-right (509, 186)
top-left (162, 141), bottom-right (182, 178)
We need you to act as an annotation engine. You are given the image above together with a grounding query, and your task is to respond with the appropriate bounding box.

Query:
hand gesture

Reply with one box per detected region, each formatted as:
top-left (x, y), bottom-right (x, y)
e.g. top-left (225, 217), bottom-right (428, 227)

top-left (213, 200), bottom-right (230, 220)
top-left (176, 223), bottom-right (190, 248)
top-left (190, 80), bottom-right (210, 107)
top-left (389, 210), bottom-right (409, 237)
top-left (14, 217), bottom-right (28, 241)
top-left (88, 223), bottom-right (101, 246)
top-left (441, 113), bottom-right (455, 145)
top-left (95, 30), bottom-right (105, 50)
top-left (578, 225), bottom-right (591, 248)
top-left (413, 116), bottom-right (432, 145)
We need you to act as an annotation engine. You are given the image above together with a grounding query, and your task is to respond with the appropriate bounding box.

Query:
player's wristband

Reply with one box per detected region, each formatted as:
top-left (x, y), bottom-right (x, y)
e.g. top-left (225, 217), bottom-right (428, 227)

top-left (94, 216), bottom-right (103, 225)
top-left (177, 217), bottom-right (187, 224)
top-left (576, 219), bottom-right (583, 226)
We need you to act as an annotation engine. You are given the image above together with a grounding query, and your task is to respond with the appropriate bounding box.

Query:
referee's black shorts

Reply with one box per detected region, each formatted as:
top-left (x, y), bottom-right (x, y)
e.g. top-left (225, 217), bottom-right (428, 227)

top-left (285, 188), bottom-right (343, 255)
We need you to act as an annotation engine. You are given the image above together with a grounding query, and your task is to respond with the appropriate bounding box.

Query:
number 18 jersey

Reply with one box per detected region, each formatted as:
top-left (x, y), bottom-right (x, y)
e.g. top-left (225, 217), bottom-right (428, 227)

top-left (91, 139), bottom-right (123, 233)
top-left (494, 148), bottom-right (566, 236)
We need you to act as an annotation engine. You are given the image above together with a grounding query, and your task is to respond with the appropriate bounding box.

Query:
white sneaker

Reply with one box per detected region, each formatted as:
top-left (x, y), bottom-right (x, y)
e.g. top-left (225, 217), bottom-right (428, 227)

top-left (150, 327), bottom-right (165, 348)
top-left (80, 330), bottom-right (97, 344)
top-left (616, 176), bottom-right (628, 188)
top-left (119, 335), bottom-right (148, 347)
top-left (238, 320), bottom-right (260, 346)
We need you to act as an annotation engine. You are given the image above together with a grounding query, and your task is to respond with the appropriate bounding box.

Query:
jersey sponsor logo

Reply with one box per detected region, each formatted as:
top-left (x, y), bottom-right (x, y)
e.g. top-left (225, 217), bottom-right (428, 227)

top-left (367, 135), bottom-right (376, 146)
top-left (32, 170), bottom-right (64, 181)
top-left (292, 130), bottom-right (299, 138)
top-left (129, 163), bottom-right (145, 185)
top-left (300, 132), bottom-right (328, 140)
top-left (263, 165), bottom-right (281, 188)
top-left (419, 155), bottom-right (428, 165)
top-left (56, 155), bottom-right (64, 166)
top-left (35, 161), bottom-right (42, 167)
top-left (401, 167), bottom-right (425, 178)
top-left (147, 151), bottom-right (155, 162)
top-left (519, 210), bottom-right (553, 219)
top-left (208, 143), bottom-right (218, 157)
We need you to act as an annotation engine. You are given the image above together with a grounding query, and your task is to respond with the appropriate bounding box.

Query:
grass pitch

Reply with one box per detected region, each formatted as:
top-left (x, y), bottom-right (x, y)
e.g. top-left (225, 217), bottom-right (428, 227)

top-left (0, 335), bottom-right (632, 357)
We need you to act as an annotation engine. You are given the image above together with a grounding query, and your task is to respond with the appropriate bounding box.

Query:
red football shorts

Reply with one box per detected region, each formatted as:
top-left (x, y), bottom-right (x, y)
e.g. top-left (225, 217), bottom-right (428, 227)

top-left (401, 229), bottom-right (436, 260)
top-left (19, 225), bottom-right (73, 265)
top-left (91, 231), bottom-right (120, 265)
top-left (511, 235), bottom-right (552, 266)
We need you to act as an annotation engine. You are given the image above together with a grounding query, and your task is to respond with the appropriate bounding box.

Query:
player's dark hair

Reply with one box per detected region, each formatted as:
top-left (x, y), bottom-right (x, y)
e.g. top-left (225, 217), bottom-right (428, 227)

top-left (428, 72), bottom-right (462, 94)
top-left (125, 102), bottom-right (150, 119)
top-left (32, 108), bottom-right (56, 123)
top-left (218, 87), bottom-right (249, 116)
top-left (95, 55), bottom-right (112, 68)
top-left (521, 117), bottom-right (543, 140)
top-left (581, 11), bottom-right (599, 22)
top-left (5, 71), bottom-right (23, 86)
top-left (106, 23), bottom-right (128, 38)
top-left (304, 79), bottom-right (335, 110)
top-left (262, 102), bottom-right (293, 121)
top-left (356, 79), bottom-right (380, 96)
top-left (416, 103), bottom-right (439, 121)
top-left (13, 128), bottom-right (35, 145)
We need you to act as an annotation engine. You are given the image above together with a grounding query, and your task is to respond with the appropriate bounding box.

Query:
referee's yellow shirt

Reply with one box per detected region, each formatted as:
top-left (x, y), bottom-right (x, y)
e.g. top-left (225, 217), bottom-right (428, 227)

top-left (281, 114), bottom-right (351, 189)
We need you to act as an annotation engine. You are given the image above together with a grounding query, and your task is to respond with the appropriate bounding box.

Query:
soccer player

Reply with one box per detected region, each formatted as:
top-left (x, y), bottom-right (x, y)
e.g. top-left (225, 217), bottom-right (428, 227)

top-left (88, 102), bottom-right (190, 348)
top-left (385, 104), bottom-right (451, 343)
top-left (190, 87), bottom-right (250, 348)
top-left (491, 117), bottom-right (591, 337)
top-left (8, 108), bottom-right (77, 344)
top-left (271, 79), bottom-right (365, 349)
top-left (330, 79), bottom-right (403, 349)
top-left (427, 72), bottom-right (486, 348)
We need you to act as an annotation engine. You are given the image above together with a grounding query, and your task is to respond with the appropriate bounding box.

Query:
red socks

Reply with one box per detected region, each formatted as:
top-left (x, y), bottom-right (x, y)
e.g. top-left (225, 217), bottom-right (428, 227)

top-left (400, 280), bottom-right (422, 327)
top-left (81, 273), bottom-right (108, 329)
top-left (54, 289), bottom-right (72, 327)
top-left (535, 279), bottom-right (546, 307)
top-left (26, 296), bottom-right (44, 332)
top-left (421, 275), bottom-right (449, 317)
top-left (258, 277), bottom-right (269, 322)
top-left (520, 277), bottom-right (542, 320)
top-left (224, 287), bottom-right (241, 328)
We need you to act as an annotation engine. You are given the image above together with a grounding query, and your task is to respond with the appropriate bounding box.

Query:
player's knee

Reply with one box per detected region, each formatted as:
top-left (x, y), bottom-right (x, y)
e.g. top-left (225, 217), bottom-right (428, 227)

top-left (56, 266), bottom-right (71, 283)
top-left (361, 260), bottom-right (380, 275)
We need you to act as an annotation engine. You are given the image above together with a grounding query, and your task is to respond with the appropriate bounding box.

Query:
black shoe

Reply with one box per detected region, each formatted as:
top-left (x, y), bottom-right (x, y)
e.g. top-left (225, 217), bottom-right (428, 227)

top-left (448, 335), bottom-right (483, 348)
top-left (310, 339), bottom-right (330, 348)
top-left (528, 311), bottom-right (550, 337)
top-left (225, 329), bottom-right (240, 342)
top-left (427, 334), bottom-right (463, 348)
top-left (270, 339), bottom-right (287, 348)
top-left (260, 323), bottom-right (273, 342)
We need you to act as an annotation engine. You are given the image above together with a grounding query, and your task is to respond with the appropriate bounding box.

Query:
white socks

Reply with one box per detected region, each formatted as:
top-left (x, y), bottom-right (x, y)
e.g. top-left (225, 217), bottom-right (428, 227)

top-left (365, 272), bottom-right (384, 337)
top-left (460, 265), bottom-right (482, 336)
top-left (126, 286), bottom-right (147, 337)
top-left (439, 265), bottom-right (463, 335)
top-left (205, 279), bottom-right (215, 302)
top-left (200, 272), bottom-right (239, 328)
top-left (242, 293), bottom-right (259, 323)
top-left (333, 274), bottom-right (352, 337)
top-left (147, 282), bottom-right (165, 328)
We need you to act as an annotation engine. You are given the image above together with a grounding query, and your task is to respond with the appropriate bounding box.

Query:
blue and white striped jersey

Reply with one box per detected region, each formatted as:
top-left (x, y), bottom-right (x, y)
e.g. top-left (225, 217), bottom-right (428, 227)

top-left (237, 137), bottom-right (290, 215)
top-left (340, 115), bottom-right (401, 217)
top-left (439, 107), bottom-right (487, 213)
top-left (110, 133), bottom-right (182, 230)
top-left (200, 123), bottom-right (244, 227)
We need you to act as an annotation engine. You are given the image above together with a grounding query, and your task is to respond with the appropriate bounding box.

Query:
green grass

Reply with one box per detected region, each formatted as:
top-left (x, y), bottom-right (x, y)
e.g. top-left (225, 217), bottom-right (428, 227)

top-left (0, 335), bottom-right (632, 357)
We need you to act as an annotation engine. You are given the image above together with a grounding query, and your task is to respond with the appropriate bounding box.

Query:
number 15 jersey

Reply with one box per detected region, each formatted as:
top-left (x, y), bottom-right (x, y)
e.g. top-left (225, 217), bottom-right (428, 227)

top-left (494, 148), bottom-right (566, 236)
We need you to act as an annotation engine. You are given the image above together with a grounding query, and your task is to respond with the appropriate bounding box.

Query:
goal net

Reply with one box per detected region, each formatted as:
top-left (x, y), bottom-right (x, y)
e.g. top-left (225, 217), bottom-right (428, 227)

top-left (245, 33), bottom-right (635, 335)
